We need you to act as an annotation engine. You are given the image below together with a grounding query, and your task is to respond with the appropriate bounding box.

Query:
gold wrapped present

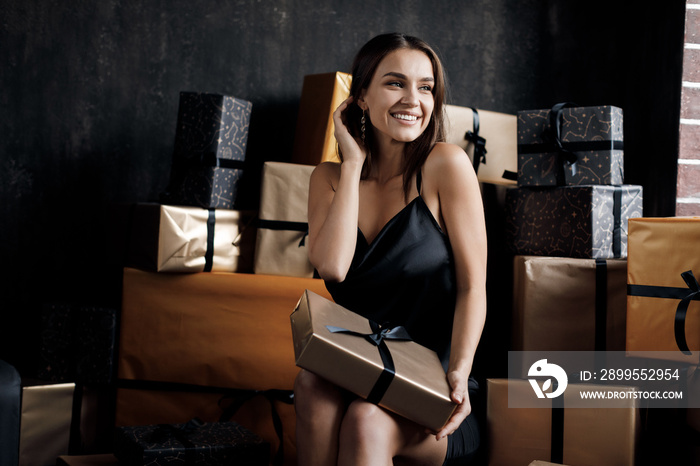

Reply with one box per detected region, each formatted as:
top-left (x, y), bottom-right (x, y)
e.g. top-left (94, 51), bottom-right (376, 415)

top-left (125, 203), bottom-right (256, 273)
top-left (19, 380), bottom-right (75, 466)
top-left (117, 268), bottom-right (331, 465)
top-left (444, 104), bottom-right (518, 186)
top-left (512, 256), bottom-right (628, 353)
top-left (487, 379), bottom-right (639, 466)
top-left (291, 72), bottom-right (351, 165)
top-left (290, 290), bottom-right (456, 431)
top-left (626, 217), bottom-right (700, 363)
top-left (254, 162), bottom-right (316, 278)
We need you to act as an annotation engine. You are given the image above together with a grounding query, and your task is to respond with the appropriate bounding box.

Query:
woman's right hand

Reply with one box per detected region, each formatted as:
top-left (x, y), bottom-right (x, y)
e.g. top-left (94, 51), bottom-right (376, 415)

top-left (333, 96), bottom-right (367, 167)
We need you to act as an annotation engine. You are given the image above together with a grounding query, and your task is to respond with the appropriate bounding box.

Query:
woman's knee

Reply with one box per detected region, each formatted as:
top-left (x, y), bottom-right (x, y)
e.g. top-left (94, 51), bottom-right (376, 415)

top-left (294, 370), bottom-right (344, 417)
top-left (341, 399), bottom-right (393, 445)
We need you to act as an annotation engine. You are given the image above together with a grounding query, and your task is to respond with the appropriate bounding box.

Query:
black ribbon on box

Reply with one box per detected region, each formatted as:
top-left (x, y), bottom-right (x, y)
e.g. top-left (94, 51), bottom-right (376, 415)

top-left (464, 107), bottom-right (487, 174)
top-left (257, 219), bottom-right (309, 247)
top-left (627, 270), bottom-right (700, 355)
top-left (326, 322), bottom-right (412, 405)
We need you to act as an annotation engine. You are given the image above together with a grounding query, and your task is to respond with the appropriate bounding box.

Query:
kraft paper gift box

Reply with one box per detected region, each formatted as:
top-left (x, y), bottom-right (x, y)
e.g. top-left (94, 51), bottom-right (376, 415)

top-left (254, 162), bottom-right (315, 278)
top-left (444, 104), bottom-right (518, 186)
top-left (626, 217), bottom-right (700, 364)
top-left (114, 420), bottom-right (269, 466)
top-left (517, 104), bottom-right (624, 186)
top-left (512, 256), bottom-right (628, 354)
top-left (124, 203), bottom-right (256, 273)
top-left (117, 267), bottom-right (332, 465)
top-left (19, 379), bottom-right (76, 466)
top-left (505, 184), bottom-right (643, 259)
top-left (290, 72), bottom-right (351, 165)
top-left (487, 379), bottom-right (639, 466)
top-left (290, 290), bottom-right (457, 432)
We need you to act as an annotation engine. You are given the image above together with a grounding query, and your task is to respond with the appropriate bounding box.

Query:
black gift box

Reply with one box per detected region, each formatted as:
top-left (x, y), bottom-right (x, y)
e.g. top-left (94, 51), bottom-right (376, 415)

top-left (517, 104), bottom-right (624, 186)
top-left (38, 304), bottom-right (117, 385)
top-left (163, 165), bottom-right (245, 210)
top-left (172, 92), bottom-right (252, 165)
top-left (114, 419), bottom-right (269, 466)
top-left (164, 92), bottom-right (253, 210)
top-left (505, 184), bottom-right (643, 259)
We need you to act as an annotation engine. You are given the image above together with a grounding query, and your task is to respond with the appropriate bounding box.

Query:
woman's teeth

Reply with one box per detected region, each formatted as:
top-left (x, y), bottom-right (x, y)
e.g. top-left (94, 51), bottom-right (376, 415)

top-left (392, 113), bottom-right (418, 121)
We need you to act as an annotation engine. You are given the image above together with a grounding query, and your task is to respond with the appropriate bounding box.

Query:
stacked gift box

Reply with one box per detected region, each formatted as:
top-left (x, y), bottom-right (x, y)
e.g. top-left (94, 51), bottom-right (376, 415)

top-left (481, 102), bottom-right (650, 465)
top-left (105, 76), bottom-right (353, 466)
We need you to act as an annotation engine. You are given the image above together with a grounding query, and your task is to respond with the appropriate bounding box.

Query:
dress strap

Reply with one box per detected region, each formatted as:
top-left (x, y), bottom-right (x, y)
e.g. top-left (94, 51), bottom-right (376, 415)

top-left (416, 169), bottom-right (422, 195)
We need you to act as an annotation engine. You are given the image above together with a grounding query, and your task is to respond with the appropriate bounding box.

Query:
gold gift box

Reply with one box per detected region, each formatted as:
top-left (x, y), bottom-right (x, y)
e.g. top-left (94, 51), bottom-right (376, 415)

top-left (118, 267), bottom-right (332, 390)
top-left (19, 380), bottom-right (75, 466)
top-left (254, 162), bottom-right (316, 278)
top-left (291, 72), bottom-right (352, 166)
top-left (487, 379), bottom-right (639, 466)
top-left (626, 217), bottom-right (700, 364)
top-left (512, 256), bottom-right (627, 353)
top-left (117, 268), bottom-right (332, 466)
top-left (290, 289), bottom-right (456, 432)
top-left (444, 104), bottom-right (518, 186)
top-left (125, 203), bottom-right (257, 273)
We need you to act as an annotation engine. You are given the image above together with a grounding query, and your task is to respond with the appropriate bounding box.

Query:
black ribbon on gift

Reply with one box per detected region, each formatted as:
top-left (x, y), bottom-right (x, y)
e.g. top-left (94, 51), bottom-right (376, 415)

top-left (218, 388), bottom-right (294, 466)
top-left (464, 107), bottom-right (487, 174)
top-left (612, 187), bottom-right (622, 259)
top-left (627, 270), bottom-right (700, 355)
top-left (543, 102), bottom-right (580, 183)
top-left (204, 209), bottom-right (216, 272)
top-left (257, 219), bottom-right (309, 247)
top-left (551, 380), bottom-right (565, 464)
top-left (326, 321), bottom-right (412, 405)
top-left (176, 152), bottom-right (247, 171)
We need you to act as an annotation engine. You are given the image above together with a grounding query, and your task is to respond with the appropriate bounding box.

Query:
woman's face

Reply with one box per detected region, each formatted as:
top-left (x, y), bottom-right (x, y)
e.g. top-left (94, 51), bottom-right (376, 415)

top-left (358, 48), bottom-right (435, 147)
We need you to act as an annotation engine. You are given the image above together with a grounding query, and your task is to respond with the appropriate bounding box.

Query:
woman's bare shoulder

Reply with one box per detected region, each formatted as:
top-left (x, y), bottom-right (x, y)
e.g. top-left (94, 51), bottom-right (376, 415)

top-left (310, 161), bottom-right (342, 188)
top-left (423, 142), bottom-right (473, 177)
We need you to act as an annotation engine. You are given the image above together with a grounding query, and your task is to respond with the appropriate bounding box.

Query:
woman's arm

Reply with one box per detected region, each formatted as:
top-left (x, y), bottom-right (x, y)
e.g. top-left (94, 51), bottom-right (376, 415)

top-left (425, 143), bottom-right (488, 440)
top-left (307, 98), bottom-right (366, 282)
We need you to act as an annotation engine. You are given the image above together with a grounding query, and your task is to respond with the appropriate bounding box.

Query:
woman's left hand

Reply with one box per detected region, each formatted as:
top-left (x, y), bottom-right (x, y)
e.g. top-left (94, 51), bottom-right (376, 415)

top-left (434, 370), bottom-right (471, 440)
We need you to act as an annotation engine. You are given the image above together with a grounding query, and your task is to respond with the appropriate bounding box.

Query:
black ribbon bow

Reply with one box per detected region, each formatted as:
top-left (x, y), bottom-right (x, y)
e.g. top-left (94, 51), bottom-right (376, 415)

top-left (464, 107), bottom-right (487, 173)
top-left (676, 270), bottom-right (700, 355)
top-left (627, 269), bottom-right (700, 355)
top-left (542, 102), bottom-right (579, 180)
top-left (326, 321), bottom-right (412, 405)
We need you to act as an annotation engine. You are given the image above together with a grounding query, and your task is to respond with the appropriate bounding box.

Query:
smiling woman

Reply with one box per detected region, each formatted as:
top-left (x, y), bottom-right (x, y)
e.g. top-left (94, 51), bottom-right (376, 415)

top-left (295, 33), bottom-right (487, 466)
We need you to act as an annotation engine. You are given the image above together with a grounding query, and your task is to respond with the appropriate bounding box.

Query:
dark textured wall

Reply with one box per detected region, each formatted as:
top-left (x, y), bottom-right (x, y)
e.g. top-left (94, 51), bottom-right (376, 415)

top-left (0, 0), bottom-right (685, 376)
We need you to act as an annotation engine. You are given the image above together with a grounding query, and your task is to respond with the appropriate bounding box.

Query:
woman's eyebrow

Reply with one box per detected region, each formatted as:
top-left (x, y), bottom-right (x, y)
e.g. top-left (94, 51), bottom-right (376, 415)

top-left (382, 71), bottom-right (434, 82)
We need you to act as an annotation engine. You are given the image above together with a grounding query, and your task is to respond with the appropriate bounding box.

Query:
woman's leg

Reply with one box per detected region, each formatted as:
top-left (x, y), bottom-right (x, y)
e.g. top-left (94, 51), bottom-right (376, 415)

top-left (338, 399), bottom-right (448, 466)
top-left (294, 369), bottom-right (348, 466)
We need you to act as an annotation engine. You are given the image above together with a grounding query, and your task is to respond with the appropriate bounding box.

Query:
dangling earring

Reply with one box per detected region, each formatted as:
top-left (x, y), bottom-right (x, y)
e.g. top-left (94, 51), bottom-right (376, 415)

top-left (360, 111), bottom-right (366, 142)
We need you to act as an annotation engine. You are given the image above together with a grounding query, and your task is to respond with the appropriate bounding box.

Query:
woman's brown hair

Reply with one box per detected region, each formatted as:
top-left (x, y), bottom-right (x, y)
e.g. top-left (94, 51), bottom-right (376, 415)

top-left (340, 33), bottom-right (448, 199)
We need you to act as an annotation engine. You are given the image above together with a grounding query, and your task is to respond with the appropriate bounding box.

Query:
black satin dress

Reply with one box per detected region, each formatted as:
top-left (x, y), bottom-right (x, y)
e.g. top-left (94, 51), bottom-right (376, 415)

top-left (324, 171), bottom-right (480, 465)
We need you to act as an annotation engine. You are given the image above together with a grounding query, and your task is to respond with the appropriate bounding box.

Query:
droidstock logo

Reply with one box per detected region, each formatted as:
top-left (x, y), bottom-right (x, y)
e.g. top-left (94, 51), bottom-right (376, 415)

top-left (528, 358), bottom-right (568, 398)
